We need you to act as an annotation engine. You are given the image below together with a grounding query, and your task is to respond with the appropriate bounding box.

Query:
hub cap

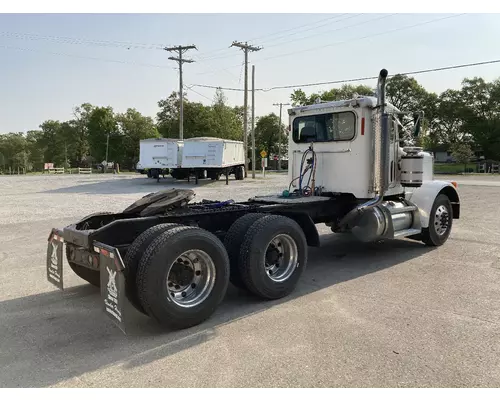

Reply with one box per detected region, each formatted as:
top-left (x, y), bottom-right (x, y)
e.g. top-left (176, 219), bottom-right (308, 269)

top-left (434, 205), bottom-right (450, 236)
top-left (166, 250), bottom-right (216, 308)
top-left (264, 234), bottom-right (298, 282)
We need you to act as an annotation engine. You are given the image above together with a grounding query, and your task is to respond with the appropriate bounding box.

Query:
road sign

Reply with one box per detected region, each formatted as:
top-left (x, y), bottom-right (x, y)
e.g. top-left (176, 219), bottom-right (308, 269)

top-left (273, 155), bottom-right (278, 161)
top-left (260, 150), bottom-right (267, 158)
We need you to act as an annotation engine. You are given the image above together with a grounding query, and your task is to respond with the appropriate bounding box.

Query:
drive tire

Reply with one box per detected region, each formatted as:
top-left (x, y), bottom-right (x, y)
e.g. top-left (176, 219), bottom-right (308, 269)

top-left (124, 223), bottom-right (182, 314)
top-left (136, 226), bottom-right (230, 330)
top-left (238, 214), bottom-right (307, 299)
top-left (223, 213), bottom-right (267, 290)
top-left (421, 194), bottom-right (453, 246)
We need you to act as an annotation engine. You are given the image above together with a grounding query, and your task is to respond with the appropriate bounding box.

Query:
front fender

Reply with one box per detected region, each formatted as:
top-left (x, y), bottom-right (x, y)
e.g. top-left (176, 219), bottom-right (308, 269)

top-left (405, 180), bottom-right (460, 228)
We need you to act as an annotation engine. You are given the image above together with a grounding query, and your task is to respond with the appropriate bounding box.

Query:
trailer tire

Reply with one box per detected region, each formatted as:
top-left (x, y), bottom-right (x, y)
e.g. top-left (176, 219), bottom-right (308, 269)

top-left (124, 223), bottom-right (182, 314)
top-left (421, 194), bottom-right (453, 246)
top-left (136, 226), bottom-right (230, 330)
top-left (235, 166), bottom-right (244, 181)
top-left (224, 213), bottom-right (267, 289)
top-left (66, 247), bottom-right (101, 287)
top-left (239, 215), bottom-right (307, 299)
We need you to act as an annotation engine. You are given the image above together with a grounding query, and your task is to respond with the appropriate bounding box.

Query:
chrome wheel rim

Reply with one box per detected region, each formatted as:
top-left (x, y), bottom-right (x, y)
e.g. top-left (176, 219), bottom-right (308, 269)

top-left (166, 249), bottom-right (216, 308)
top-left (264, 234), bottom-right (298, 282)
top-left (434, 205), bottom-right (450, 236)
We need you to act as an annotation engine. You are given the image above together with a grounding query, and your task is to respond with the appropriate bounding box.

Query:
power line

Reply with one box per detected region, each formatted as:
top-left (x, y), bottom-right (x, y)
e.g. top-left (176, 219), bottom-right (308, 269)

top-left (194, 13), bottom-right (466, 77)
top-left (0, 44), bottom-right (173, 69)
top-left (253, 13), bottom-right (466, 65)
top-left (189, 58), bottom-right (500, 93)
top-left (262, 13), bottom-right (396, 50)
top-left (0, 31), bottom-right (166, 50)
top-left (194, 14), bottom-right (352, 61)
top-left (255, 13), bottom-right (362, 46)
top-left (247, 14), bottom-right (349, 43)
top-left (196, 15), bottom-right (363, 64)
top-left (184, 86), bottom-right (213, 102)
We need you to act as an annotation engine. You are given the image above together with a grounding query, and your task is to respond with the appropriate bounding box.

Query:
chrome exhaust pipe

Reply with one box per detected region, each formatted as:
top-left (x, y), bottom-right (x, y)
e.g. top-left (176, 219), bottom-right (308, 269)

top-left (339, 69), bottom-right (389, 227)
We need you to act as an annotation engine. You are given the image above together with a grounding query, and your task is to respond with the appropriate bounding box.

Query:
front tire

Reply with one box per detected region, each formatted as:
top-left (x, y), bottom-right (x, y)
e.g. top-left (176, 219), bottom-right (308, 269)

top-left (421, 194), bottom-right (453, 246)
top-left (136, 226), bottom-right (230, 330)
top-left (238, 215), bottom-right (307, 299)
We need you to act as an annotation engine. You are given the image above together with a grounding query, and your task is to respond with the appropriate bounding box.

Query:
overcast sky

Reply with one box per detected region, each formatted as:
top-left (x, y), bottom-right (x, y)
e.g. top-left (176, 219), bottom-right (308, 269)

top-left (1, 13), bottom-right (499, 133)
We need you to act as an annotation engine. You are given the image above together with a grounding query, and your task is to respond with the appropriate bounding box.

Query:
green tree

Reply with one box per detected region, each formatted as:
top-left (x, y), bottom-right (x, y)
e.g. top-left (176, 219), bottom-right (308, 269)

top-left (459, 77), bottom-right (500, 160)
top-left (211, 88), bottom-right (244, 141)
top-left (290, 84), bottom-right (373, 106)
top-left (254, 113), bottom-right (288, 159)
top-left (116, 108), bottom-right (160, 169)
top-left (87, 106), bottom-right (117, 163)
top-left (451, 142), bottom-right (474, 172)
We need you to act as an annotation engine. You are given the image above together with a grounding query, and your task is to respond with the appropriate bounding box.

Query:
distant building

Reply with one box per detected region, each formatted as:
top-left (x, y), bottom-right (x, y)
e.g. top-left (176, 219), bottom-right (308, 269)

top-left (428, 144), bottom-right (484, 163)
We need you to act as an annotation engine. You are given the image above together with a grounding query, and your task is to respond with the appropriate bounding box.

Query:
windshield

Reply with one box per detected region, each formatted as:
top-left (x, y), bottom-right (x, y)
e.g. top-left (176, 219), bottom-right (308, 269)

top-left (292, 111), bottom-right (356, 143)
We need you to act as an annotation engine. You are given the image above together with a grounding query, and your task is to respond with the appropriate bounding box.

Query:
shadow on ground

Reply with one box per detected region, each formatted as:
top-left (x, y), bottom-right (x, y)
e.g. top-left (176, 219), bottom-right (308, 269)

top-left (41, 176), bottom-right (240, 196)
top-left (0, 234), bottom-right (433, 387)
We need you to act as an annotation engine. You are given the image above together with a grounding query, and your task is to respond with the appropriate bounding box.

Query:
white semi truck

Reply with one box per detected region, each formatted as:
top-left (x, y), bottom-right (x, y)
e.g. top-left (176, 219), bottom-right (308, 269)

top-left (46, 69), bottom-right (460, 333)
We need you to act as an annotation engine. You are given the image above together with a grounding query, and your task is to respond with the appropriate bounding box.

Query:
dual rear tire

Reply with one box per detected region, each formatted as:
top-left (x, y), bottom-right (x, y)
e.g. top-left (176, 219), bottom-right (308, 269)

top-left (224, 214), bottom-right (308, 299)
top-left (130, 225), bottom-right (230, 330)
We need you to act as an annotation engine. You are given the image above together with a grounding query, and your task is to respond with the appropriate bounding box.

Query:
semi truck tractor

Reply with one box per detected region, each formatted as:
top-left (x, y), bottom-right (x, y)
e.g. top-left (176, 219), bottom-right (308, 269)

top-left (46, 69), bottom-right (460, 333)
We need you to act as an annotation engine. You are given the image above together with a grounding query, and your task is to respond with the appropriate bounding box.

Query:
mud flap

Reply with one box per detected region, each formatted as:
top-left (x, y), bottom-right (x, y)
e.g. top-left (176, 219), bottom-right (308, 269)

top-left (93, 242), bottom-right (127, 334)
top-left (47, 229), bottom-right (64, 290)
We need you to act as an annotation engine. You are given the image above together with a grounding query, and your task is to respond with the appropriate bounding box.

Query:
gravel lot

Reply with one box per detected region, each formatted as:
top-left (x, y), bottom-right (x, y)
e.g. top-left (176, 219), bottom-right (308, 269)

top-left (0, 172), bottom-right (499, 387)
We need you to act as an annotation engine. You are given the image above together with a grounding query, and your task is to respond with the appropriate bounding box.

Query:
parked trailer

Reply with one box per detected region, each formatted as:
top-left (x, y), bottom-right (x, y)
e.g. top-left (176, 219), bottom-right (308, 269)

top-left (46, 69), bottom-right (460, 333)
top-left (138, 138), bottom-right (183, 180)
top-left (170, 137), bottom-right (245, 182)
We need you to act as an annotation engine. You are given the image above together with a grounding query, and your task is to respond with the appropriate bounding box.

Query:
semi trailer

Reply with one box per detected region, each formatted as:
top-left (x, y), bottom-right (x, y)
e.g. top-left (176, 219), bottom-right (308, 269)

top-left (46, 69), bottom-right (460, 333)
top-left (170, 137), bottom-right (245, 182)
top-left (137, 138), bottom-right (183, 179)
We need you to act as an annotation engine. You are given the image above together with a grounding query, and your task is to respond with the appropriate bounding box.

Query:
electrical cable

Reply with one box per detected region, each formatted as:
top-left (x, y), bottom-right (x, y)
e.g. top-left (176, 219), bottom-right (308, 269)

top-left (189, 58), bottom-right (500, 93)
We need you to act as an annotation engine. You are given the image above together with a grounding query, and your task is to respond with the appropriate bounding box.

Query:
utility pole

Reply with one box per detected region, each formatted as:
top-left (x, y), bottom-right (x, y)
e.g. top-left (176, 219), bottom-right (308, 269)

top-left (105, 133), bottom-right (109, 163)
top-left (165, 44), bottom-right (197, 140)
top-left (231, 41), bottom-right (262, 177)
top-left (273, 102), bottom-right (290, 171)
top-left (251, 65), bottom-right (256, 179)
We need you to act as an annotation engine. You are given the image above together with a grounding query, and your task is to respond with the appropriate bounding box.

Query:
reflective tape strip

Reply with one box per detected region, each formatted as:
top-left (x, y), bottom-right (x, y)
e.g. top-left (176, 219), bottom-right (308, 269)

top-left (53, 234), bottom-right (64, 242)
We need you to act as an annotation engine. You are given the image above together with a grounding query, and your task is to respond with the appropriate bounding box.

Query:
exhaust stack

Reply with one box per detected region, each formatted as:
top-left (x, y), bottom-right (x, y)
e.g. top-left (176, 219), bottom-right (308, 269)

top-left (339, 68), bottom-right (390, 227)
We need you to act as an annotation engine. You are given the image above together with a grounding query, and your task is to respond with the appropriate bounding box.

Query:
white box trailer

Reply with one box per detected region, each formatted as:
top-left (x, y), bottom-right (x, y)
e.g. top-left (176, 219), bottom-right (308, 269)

top-left (137, 138), bottom-right (183, 179)
top-left (171, 137), bottom-right (245, 181)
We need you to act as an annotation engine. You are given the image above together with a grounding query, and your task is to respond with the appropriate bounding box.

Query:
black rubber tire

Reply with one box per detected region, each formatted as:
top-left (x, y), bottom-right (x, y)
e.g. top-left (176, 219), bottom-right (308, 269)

top-left (235, 166), bottom-right (244, 181)
top-left (123, 223), bottom-right (182, 314)
top-left (238, 214), bottom-right (308, 299)
top-left (223, 213), bottom-right (267, 289)
top-left (136, 226), bottom-right (230, 330)
top-left (66, 246), bottom-right (101, 287)
top-left (421, 194), bottom-right (453, 246)
top-left (197, 170), bottom-right (208, 180)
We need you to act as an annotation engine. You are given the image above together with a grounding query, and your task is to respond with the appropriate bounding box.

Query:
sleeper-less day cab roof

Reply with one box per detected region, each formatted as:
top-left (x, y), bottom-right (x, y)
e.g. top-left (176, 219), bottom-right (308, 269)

top-left (289, 96), bottom-right (401, 115)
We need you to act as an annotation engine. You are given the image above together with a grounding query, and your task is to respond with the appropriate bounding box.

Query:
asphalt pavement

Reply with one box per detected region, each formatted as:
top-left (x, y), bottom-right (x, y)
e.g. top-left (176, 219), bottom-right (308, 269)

top-left (0, 173), bottom-right (499, 387)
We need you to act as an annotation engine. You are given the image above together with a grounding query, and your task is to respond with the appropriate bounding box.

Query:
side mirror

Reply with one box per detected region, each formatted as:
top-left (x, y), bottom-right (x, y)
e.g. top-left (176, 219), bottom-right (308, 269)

top-left (413, 112), bottom-right (423, 137)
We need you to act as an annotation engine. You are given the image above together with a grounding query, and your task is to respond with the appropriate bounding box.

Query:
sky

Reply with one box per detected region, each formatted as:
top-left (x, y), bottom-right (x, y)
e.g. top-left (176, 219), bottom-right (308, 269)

top-left (1, 12), bottom-right (499, 133)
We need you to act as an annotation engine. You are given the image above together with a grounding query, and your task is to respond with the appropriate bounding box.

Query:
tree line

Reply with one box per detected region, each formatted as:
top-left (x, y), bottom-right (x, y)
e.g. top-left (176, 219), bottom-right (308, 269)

top-left (1, 74), bottom-right (499, 174)
top-left (0, 87), bottom-right (287, 173)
